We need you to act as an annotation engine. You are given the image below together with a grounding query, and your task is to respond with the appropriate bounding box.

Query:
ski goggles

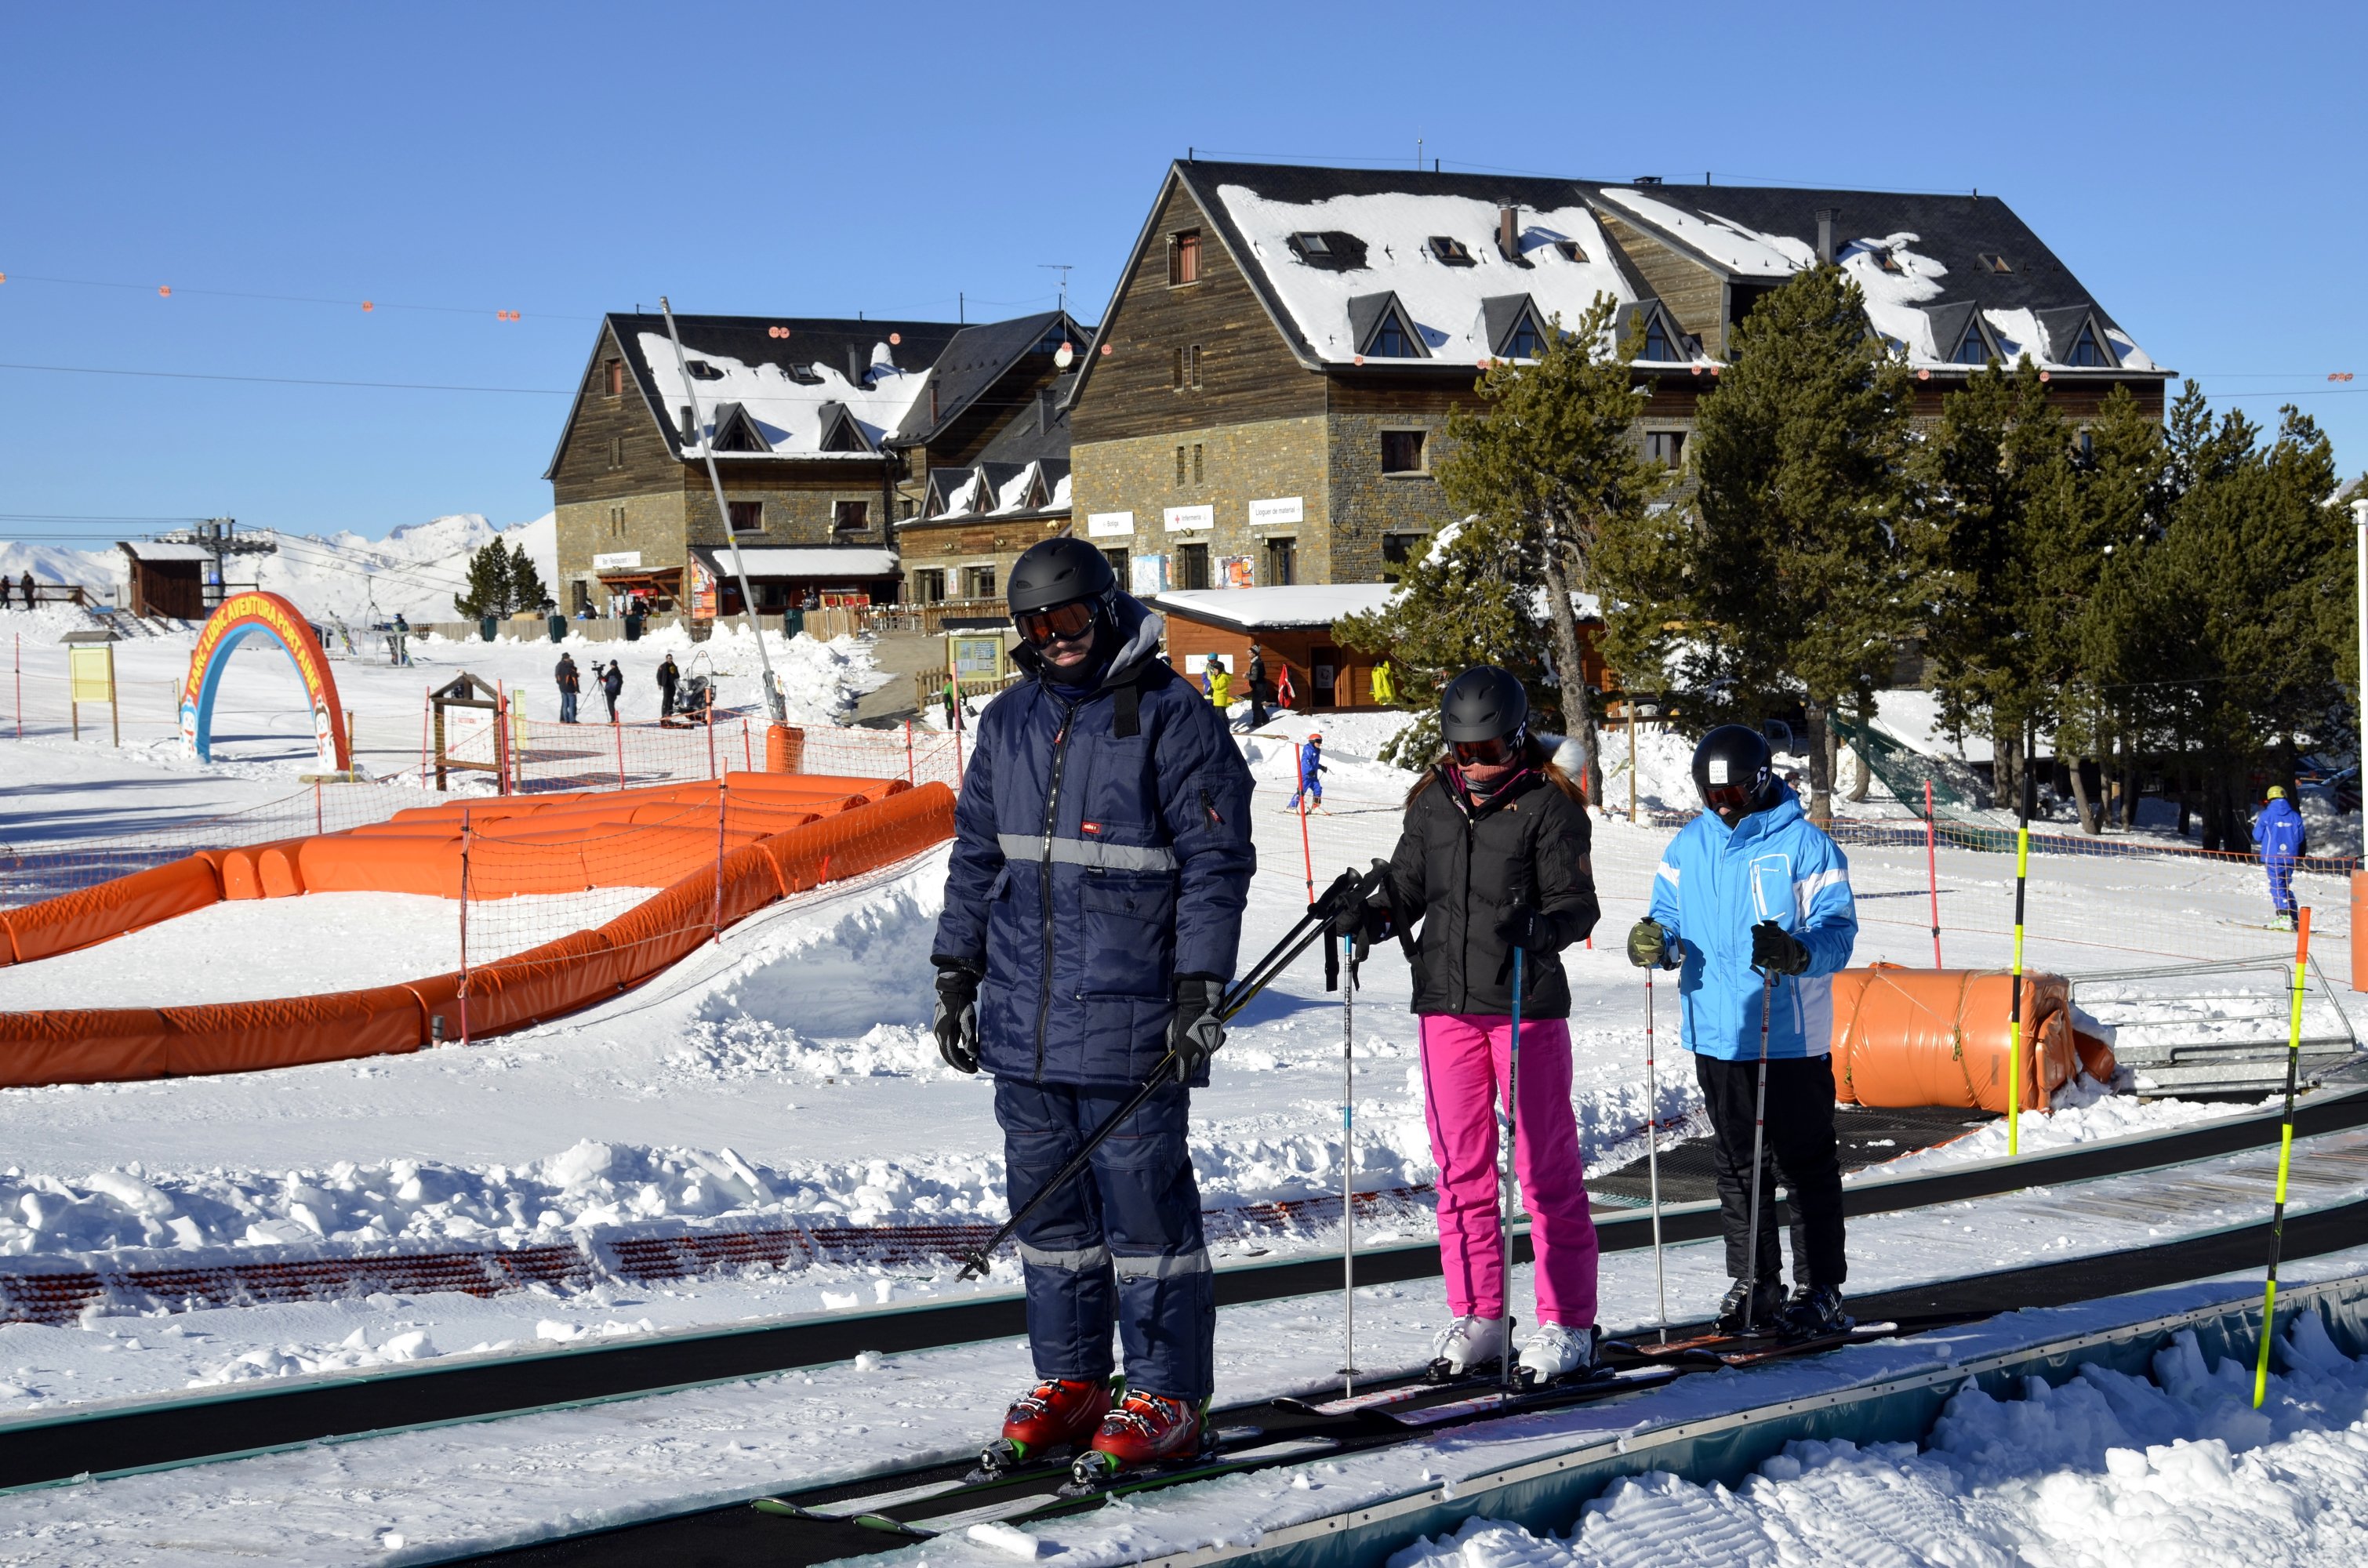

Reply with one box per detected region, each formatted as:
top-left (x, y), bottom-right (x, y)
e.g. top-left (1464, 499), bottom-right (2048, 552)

top-left (1449, 733), bottom-right (1520, 767)
top-left (1013, 597), bottom-right (1098, 647)
top-left (1700, 779), bottom-right (1756, 812)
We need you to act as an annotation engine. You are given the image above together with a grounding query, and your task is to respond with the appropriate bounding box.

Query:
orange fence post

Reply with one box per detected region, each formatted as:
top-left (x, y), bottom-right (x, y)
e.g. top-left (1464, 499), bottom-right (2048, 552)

top-left (953, 720), bottom-right (964, 787)
top-left (741, 717), bottom-right (752, 773)
top-left (419, 687), bottom-right (430, 787)
top-left (614, 720), bottom-right (627, 791)
top-left (2352, 872), bottom-right (2367, 995)
top-left (713, 776), bottom-right (727, 945)
top-left (314, 780), bottom-right (323, 835)
top-left (905, 720), bottom-right (916, 783)
top-left (706, 699), bottom-right (717, 781)
top-left (458, 805), bottom-right (472, 1048)
top-left (494, 684), bottom-right (512, 797)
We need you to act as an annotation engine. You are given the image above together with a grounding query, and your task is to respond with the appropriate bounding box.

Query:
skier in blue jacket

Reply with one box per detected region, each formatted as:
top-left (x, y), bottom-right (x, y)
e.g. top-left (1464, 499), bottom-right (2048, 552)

top-left (931, 538), bottom-right (1257, 1476)
top-left (2251, 786), bottom-right (2308, 930)
top-left (1627, 724), bottom-right (1859, 1338)
top-left (1288, 731), bottom-right (1327, 813)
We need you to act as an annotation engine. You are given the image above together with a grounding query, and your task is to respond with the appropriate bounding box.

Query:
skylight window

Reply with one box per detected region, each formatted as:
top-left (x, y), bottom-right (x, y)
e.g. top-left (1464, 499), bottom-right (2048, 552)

top-left (1977, 252), bottom-right (2014, 274)
top-left (1294, 232), bottom-right (1332, 256)
top-left (1551, 240), bottom-right (1586, 262)
top-left (2067, 321), bottom-right (2110, 367)
top-left (685, 360), bottom-right (725, 380)
top-left (1427, 236), bottom-right (1476, 266)
top-left (1872, 247), bottom-right (1904, 274)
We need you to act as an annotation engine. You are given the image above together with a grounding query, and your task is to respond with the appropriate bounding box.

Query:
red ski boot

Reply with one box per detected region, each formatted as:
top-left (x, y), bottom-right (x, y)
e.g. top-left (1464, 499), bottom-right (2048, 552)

top-left (972, 1377), bottom-right (1111, 1478)
top-left (1066, 1391), bottom-right (1205, 1488)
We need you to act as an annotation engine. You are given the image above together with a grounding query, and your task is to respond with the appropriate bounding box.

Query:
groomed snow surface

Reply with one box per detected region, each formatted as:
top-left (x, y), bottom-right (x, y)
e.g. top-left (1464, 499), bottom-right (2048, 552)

top-left (1390, 1319), bottom-right (2368, 1568)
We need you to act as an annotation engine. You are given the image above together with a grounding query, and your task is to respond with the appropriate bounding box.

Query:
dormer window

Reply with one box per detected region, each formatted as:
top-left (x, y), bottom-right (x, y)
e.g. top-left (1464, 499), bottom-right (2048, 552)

top-left (1954, 316), bottom-right (1994, 365)
top-left (1427, 236), bottom-right (1476, 266)
top-left (2067, 321), bottom-right (2110, 367)
top-left (1370, 315), bottom-right (1414, 357)
top-left (685, 360), bottom-right (725, 381)
top-left (1503, 316), bottom-right (1545, 359)
top-left (1642, 314), bottom-right (1676, 361)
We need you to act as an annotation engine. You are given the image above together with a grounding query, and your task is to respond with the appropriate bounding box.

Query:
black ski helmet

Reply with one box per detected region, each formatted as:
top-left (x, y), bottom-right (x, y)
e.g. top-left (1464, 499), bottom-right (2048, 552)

top-left (1692, 724), bottom-right (1777, 816)
top-left (1008, 537), bottom-right (1117, 616)
top-left (1440, 666), bottom-right (1528, 743)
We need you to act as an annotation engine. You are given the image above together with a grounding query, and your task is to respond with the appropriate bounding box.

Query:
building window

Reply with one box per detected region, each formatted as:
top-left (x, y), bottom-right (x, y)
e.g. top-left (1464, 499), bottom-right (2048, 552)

top-left (900, 497), bottom-right (916, 519)
top-left (1187, 343), bottom-right (1202, 389)
top-left (1552, 239), bottom-right (1586, 262)
top-left (1101, 546), bottom-right (1129, 579)
top-left (913, 568), bottom-right (946, 604)
top-left (834, 499), bottom-right (870, 535)
top-left (2068, 321), bottom-right (2109, 368)
top-left (1381, 429), bottom-right (1427, 475)
top-left (1192, 443), bottom-right (1204, 485)
top-left (1955, 318), bottom-right (1992, 365)
top-left (1265, 537), bottom-right (1297, 586)
top-left (608, 435), bottom-right (624, 469)
top-left (1368, 312), bottom-right (1415, 358)
top-left (1175, 445), bottom-right (1187, 486)
top-left (1426, 236), bottom-right (1475, 266)
top-left (1173, 347), bottom-right (1185, 390)
top-left (728, 500), bottom-right (764, 533)
top-left (608, 504), bottom-right (627, 537)
top-left (1169, 230), bottom-right (1200, 286)
top-left (604, 358), bottom-right (623, 397)
top-left (1645, 430), bottom-right (1687, 468)
top-left (1176, 543), bottom-right (1211, 590)
top-left (1642, 314), bottom-right (1676, 361)
top-left (1977, 252), bottom-right (2014, 274)
top-left (1382, 532), bottom-right (1427, 582)
top-left (962, 564), bottom-right (996, 599)
top-left (1503, 315), bottom-right (1545, 359)
top-left (572, 579), bottom-right (592, 612)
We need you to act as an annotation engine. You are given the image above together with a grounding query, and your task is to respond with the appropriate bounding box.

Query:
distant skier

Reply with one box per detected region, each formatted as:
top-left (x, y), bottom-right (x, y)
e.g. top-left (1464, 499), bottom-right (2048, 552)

top-left (2252, 786), bottom-right (2308, 930)
top-left (1627, 724), bottom-right (1859, 1338)
top-left (1288, 731), bottom-right (1327, 813)
top-left (930, 538), bottom-right (1255, 1480)
top-left (1338, 666), bottom-right (1603, 1384)
top-left (554, 652), bottom-right (580, 724)
top-left (656, 653), bottom-right (680, 719)
top-left (599, 659), bottom-right (623, 724)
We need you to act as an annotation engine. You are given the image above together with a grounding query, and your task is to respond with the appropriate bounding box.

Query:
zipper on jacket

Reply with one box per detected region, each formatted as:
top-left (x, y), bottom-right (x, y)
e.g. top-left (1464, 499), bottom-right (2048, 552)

top-left (1199, 786), bottom-right (1222, 827)
top-left (1035, 698), bottom-right (1080, 1081)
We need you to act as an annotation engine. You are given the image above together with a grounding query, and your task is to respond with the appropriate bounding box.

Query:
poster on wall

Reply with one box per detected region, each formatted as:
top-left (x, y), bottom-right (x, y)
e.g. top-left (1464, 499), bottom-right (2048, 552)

top-left (1218, 555), bottom-right (1255, 589)
top-left (688, 554), bottom-right (717, 619)
top-left (1130, 554), bottom-right (1170, 595)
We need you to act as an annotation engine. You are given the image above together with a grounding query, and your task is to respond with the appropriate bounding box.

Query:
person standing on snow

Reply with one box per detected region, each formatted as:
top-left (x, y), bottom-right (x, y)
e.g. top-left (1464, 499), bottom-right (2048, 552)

top-left (1627, 724), bottom-right (1859, 1338)
top-left (1247, 645), bottom-right (1269, 728)
top-left (1288, 731), bottom-right (1327, 813)
top-left (656, 653), bottom-right (680, 719)
top-left (2252, 786), bottom-right (2308, 929)
top-left (1336, 667), bottom-right (1603, 1382)
top-left (1208, 659), bottom-right (1233, 715)
top-left (554, 652), bottom-right (581, 724)
top-left (600, 659), bottom-right (623, 724)
top-left (930, 538), bottom-right (1256, 1476)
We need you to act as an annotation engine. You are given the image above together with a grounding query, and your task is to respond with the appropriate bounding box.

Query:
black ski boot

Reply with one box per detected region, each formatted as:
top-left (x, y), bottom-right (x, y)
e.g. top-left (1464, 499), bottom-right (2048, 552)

top-left (1778, 1285), bottom-right (1852, 1339)
top-left (1714, 1278), bottom-right (1788, 1336)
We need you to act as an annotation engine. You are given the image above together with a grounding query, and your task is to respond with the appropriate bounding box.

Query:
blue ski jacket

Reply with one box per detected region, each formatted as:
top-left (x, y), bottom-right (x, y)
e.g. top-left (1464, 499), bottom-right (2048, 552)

top-left (1298, 742), bottom-right (1326, 787)
top-left (1647, 792), bottom-right (1859, 1062)
top-left (2252, 797), bottom-right (2307, 864)
top-left (932, 593), bottom-right (1257, 1087)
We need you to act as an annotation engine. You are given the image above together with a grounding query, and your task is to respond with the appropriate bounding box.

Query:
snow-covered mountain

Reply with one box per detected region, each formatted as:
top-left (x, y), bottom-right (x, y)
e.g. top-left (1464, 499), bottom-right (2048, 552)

top-left (0, 512), bottom-right (557, 626)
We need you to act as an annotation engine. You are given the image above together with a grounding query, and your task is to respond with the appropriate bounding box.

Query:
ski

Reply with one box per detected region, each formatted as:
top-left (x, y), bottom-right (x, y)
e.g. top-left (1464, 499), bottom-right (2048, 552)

top-left (1604, 1319), bottom-right (1899, 1366)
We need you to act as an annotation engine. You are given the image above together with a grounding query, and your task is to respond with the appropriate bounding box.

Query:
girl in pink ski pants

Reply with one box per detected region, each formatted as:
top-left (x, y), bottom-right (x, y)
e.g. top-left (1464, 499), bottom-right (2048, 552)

top-left (1419, 1013), bottom-right (1598, 1327)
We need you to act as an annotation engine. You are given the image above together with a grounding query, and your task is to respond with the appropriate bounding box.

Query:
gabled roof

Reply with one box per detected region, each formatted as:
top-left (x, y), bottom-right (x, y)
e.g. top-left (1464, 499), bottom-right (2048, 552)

top-left (1347, 292), bottom-right (1429, 358)
top-left (918, 459), bottom-right (1073, 523)
top-left (1583, 183), bottom-right (2165, 374)
top-left (1158, 160), bottom-right (1667, 371)
top-left (894, 310), bottom-right (1094, 446)
top-left (814, 401), bottom-right (874, 453)
top-left (709, 401), bottom-right (774, 453)
top-left (1476, 294), bottom-right (1547, 358)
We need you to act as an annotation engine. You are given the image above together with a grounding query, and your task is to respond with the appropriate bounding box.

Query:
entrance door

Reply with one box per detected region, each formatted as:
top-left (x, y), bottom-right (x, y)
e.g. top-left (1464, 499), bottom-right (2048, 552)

top-left (1312, 647), bottom-right (1338, 708)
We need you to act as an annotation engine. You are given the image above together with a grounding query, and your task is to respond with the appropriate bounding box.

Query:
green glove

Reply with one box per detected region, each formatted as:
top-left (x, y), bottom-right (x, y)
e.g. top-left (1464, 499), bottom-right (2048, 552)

top-left (1626, 918), bottom-right (1672, 970)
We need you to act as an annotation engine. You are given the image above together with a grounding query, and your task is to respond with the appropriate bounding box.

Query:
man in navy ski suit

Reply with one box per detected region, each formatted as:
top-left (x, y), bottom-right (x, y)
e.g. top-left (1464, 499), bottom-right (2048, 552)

top-left (932, 539), bottom-right (1256, 1472)
top-left (2252, 786), bottom-right (2308, 928)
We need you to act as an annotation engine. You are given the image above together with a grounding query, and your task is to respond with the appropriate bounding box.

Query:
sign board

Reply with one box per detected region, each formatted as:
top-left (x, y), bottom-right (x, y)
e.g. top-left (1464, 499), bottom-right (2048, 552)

top-left (1086, 511), bottom-right (1135, 539)
top-left (593, 550), bottom-right (642, 572)
top-left (950, 635), bottom-right (1003, 678)
top-left (68, 645), bottom-right (114, 703)
top-left (1219, 555), bottom-right (1255, 590)
top-left (1248, 495), bottom-right (1303, 526)
top-left (1162, 505), bottom-right (1214, 532)
top-left (687, 554), bottom-right (717, 619)
top-left (1130, 554), bottom-right (1170, 596)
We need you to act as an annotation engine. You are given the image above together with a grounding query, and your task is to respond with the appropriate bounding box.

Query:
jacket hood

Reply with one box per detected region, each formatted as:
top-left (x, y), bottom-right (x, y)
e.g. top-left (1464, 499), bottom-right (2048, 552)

top-left (1013, 590), bottom-right (1166, 693)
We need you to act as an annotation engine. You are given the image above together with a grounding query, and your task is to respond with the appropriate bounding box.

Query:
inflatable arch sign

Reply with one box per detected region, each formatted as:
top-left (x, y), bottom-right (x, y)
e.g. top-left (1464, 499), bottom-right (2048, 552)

top-left (180, 591), bottom-right (351, 771)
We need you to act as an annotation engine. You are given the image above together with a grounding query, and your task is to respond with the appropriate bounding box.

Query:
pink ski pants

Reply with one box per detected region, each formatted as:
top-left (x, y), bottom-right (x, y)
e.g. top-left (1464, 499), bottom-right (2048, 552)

top-left (1418, 1012), bottom-right (1600, 1327)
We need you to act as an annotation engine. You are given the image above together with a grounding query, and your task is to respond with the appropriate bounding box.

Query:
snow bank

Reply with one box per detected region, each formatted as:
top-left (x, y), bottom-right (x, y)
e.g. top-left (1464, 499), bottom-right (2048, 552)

top-left (1388, 1317), bottom-right (2368, 1568)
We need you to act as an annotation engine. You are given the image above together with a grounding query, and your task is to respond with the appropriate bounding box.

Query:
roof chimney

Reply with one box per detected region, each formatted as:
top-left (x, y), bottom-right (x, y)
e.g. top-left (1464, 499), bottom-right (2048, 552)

top-left (1497, 203), bottom-right (1520, 262)
top-left (1037, 387), bottom-right (1056, 434)
top-left (680, 405), bottom-right (696, 444)
top-left (1815, 209), bottom-right (1839, 266)
top-left (847, 344), bottom-right (866, 387)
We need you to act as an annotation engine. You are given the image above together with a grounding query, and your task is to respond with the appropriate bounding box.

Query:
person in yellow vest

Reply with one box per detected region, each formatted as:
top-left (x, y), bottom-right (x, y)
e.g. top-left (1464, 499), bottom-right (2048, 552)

top-left (1372, 660), bottom-right (1398, 706)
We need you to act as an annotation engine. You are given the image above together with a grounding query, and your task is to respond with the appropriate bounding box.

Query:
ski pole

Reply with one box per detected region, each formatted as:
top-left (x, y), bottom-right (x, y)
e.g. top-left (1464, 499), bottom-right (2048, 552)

top-left (1501, 946), bottom-right (1524, 1387)
top-left (957, 865), bottom-right (1384, 1281)
top-left (1645, 967), bottom-right (1668, 1345)
top-left (1925, 779), bottom-right (1941, 968)
top-left (1741, 965), bottom-right (1774, 1334)
top-left (1339, 930), bottom-right (1358, 1395)
top-left (2254, 905), bottom-right (2312, 1409)
top-left (2007, 775), bottom-right (2032, 1156)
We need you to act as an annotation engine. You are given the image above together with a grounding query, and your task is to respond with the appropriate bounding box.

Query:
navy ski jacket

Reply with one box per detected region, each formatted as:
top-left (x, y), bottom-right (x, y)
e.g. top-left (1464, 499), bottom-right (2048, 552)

top-left (932, 594), bottom-right (1257, 1087)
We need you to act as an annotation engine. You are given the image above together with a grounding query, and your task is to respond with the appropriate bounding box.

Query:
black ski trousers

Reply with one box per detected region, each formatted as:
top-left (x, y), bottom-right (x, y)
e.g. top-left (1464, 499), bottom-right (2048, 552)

top-left (1693, 1053), bottom-right (1846, 1290)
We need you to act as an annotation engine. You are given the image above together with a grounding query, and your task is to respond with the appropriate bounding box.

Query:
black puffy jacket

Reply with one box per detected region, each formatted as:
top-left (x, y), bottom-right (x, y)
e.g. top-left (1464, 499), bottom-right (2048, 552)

top-left (1382, 766), bottom-right (1599, 1019)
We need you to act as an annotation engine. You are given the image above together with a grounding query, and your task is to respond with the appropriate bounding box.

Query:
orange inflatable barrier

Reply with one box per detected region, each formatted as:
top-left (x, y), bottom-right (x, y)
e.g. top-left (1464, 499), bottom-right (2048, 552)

top-left (2, 855), bottom-right (223, 965)
top-left (1829, 964), bottom-right (2091, 1115)
top-left (298, 833), bottom-right (463, 898)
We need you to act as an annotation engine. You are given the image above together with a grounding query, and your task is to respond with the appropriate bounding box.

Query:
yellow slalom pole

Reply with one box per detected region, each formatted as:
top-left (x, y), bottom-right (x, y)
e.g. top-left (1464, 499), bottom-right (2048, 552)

top-left (2254, 906), bottom-right (2312, 1409)
top-left (2007, 797), bottom-right (2030, 1157)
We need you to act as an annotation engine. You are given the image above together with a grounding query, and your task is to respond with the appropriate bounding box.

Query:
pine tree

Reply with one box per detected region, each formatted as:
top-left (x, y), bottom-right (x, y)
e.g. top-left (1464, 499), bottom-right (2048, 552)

top-left (508, 542), bottom-right (550, 615)
top-left (1595, 267), bottom-right (1920, 820)
top-left (453, 539), bottom-right (514, 619)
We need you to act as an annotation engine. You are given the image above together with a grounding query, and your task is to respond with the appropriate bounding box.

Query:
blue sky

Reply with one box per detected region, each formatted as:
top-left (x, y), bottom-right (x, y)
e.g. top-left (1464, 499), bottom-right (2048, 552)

top-left (2, 1), bottom-right (2361, 546)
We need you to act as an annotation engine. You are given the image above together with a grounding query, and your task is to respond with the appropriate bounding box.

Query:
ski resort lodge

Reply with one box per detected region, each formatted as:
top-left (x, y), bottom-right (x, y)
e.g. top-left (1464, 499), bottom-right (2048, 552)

top-left (547, 160), bottom-right (2166, 707)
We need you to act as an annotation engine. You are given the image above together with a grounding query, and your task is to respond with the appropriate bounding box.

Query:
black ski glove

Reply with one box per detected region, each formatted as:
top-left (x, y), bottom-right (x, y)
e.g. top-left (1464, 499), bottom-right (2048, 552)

top-left (1491, 906), bottom-right (1556, 953)
top-left (932, 963), bottom-right (982, 1073)
top-left (1626, 918), bottom-right (1675, 969)
top-left (1749, 920), bottom-right (1811, 976)
top-left (1168, 975), bottom-right (1226, 1084)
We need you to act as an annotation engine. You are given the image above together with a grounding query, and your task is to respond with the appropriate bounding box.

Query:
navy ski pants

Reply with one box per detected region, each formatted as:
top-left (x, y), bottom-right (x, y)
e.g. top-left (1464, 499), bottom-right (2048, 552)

top-left (995, 1077), bottom-right (1214, 1402)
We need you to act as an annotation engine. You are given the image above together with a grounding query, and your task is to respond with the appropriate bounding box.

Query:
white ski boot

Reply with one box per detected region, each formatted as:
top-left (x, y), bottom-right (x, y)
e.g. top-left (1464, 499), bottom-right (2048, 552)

top-left (1516, 1323), bottom-right (1601, 1387)
top-left (1425, 1315), bottom-right (1508, 1382)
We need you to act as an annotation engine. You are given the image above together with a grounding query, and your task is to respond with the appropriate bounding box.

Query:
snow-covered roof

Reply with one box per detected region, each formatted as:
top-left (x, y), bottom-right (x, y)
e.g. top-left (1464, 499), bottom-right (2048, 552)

top-left (691, 546), bottom-right (899, 580)
top-left (634, 331), bottom-right (925, 461)
top-left (1189, 165), bottom-right (1678, 368)
top-left (919, 460), bottom-right (1071, 522)
top-left (1152, 584), bottom-right (1396, 630)
top-left (118, 541), bottom-right (212, 563)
